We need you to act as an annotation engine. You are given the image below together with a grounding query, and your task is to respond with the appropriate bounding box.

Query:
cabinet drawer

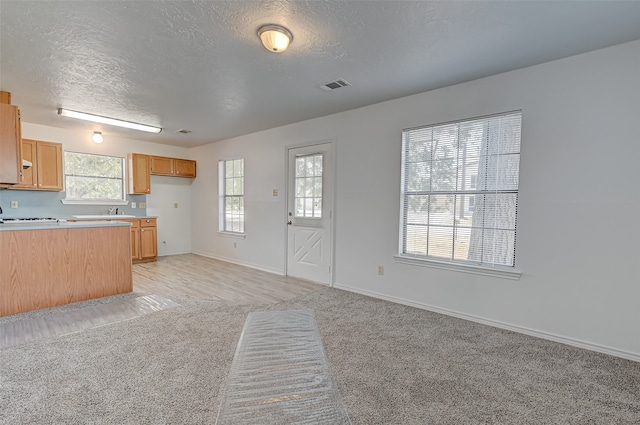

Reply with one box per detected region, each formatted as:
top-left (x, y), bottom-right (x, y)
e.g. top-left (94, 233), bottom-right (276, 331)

top-left (141, 218), bottom-right (156, 227)
top-left (120, 219), bottom-right (140, 228)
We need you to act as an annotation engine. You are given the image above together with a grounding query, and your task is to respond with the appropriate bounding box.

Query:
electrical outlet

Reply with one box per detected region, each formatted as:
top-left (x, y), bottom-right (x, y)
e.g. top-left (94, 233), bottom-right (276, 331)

top-left (233, 242), bottom-right (237, 248)
top-left (10, 201), bottom-right (18, 208)
top-left (131, 202), bottom-right (137, 209)
top-left (139, 202), bottom-right (147, 208)
top-left (174, 202), bottom-right (178, 208)
top-left (273, 189), bottom-right (278, 196)
top-left (377, 265), bottom-right (384, 275)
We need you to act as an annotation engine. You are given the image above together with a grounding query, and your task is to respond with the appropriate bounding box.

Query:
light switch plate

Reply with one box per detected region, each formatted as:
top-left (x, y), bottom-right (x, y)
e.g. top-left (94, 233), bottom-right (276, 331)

top-left (139, 202), bottom-right (147, 208)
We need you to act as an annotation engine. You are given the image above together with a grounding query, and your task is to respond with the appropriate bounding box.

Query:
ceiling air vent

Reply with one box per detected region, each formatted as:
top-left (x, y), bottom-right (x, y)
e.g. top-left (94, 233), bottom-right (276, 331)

top-left (175, 129), bottom-right (192, 134)
top-left (318, 79), bottom-right (351, 92)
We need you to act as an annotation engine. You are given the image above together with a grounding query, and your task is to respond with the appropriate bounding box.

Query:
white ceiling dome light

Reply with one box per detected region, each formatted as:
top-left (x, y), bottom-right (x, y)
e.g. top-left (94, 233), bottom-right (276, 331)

top-left (92, 131), bottom-right (104, 144)
top-left (258, 24), bottom-right (293, 53)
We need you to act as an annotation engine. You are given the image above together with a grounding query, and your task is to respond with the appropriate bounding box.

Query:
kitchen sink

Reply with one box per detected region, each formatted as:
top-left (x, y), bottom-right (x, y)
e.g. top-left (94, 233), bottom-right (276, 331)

top-left (72, 215), bottom-right (138, 219)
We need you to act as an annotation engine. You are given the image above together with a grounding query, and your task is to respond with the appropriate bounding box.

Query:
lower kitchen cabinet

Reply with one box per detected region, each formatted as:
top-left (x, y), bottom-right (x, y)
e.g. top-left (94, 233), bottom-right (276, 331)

top-left (122, 218), bottom-right (157, 263)
top-left (139, 218), bottom-right (157, 261)
top-left (0, 224), bottom-right (132, 317)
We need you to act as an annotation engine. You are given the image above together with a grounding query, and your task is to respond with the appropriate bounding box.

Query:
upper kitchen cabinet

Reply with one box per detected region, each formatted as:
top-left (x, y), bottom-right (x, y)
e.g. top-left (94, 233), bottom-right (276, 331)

top-left (174, 158), bottom-right (196, 177)
top-left (150, 155), bottom-right (173, 175)
top-left (0, 102), bottom-right (23, 186)
top-left (129, 153), bottom-right (196, 194)
top-left (128, 153), bottom-right (151, 194)
top-left (150, 155), bottom-right (196, 178)
top-left (12, 139), bottom-right (63, 191)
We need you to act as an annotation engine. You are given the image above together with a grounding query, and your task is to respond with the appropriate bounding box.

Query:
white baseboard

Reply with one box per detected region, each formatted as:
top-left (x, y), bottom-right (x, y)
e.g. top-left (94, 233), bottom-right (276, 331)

top-left (333, 282), bottom-right (640, 363)
top-left (191, 250), bottom-right (285, 276)
top-left (158, 250), bottom-right (191, 257)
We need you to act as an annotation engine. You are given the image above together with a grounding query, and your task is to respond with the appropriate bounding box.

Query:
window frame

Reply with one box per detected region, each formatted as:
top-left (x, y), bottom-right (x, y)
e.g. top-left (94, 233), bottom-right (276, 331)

top-left (61, 151), bottom-right (128, 205)
top-left (396, 111), bottom-right (523, 280)
top-left (218, 158), bottom-right (245, 235)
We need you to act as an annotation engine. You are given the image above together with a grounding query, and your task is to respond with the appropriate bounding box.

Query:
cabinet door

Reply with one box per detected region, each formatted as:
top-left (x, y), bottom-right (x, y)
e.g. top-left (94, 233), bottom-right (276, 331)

top-left (15, 139), bottom-right (37, 188)
top-left (131, 227), bottom-right (141, 260)
top-left (128, 154), bottom-right (151, 194)
top-left (174, 159), bottom-right (196, 177)
top-left (36, 141), bottom-right (63, 190)
top-left (0, 104), bottom-right (22, 185)
top-left (150, 156), bottom-right (174, 176)
top-left (120, 219), bottom-right (140, 260)
top-left (140, 226), bottom-right (157, 259)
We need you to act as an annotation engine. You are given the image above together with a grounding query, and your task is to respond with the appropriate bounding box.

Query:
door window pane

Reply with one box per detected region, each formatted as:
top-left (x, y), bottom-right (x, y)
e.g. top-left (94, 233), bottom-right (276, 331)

top-left (294, 154), bottom-right (323, 218)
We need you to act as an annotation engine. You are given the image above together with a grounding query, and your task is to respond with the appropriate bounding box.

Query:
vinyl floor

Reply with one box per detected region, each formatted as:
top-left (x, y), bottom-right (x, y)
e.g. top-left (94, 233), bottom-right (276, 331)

top-left (133, 253), bottom-right (323, 304)
top-left (0, 254), bottom-right (322, 349)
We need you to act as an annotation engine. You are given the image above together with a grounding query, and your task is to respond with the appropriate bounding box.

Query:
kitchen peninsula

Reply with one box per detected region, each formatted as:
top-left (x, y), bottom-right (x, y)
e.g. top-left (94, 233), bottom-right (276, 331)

top-left (0, 220), bottom-right (132, 317)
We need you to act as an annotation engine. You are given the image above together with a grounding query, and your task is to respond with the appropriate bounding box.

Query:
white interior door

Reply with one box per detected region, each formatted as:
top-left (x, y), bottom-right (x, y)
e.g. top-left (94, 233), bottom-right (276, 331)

top-left (286, 142), bottom-right (334, 285)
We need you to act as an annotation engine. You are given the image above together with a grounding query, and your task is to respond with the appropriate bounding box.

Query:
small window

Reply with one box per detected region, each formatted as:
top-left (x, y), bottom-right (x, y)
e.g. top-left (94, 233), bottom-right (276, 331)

top-left (294, 153), bottom-right (323, 218)
top-left (64, 151), bottom-right (125, 203)
top-left (219, 158), bottom-right (244, 233)
top-left (400, 111), bottom-right (522, 268)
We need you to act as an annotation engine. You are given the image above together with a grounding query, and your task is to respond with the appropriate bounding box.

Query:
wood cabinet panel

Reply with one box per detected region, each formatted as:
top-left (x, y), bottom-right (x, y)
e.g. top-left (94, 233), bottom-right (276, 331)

top-left (11, 139), bottom-right (63, 191)
top-left (18, 139), bottom-right (37, 188)
top-left (149, 155), bottom-right (196, 178)
top-left (0, 91), bottom-right (11, 104)
top-left (140, 226), bottom-right (157, 259)
top-left (128, 153), bottom-right (151, 194)
top-left (0, 226), bottom-right (133, 317)
top-left (174, 159), bottom-right (196, 177)
top-left (36, 141), bottom-right (63, 190)
top-left (141, 218), bottom-right (156, 227)
top-left (150, 156), bottom-right (174, 176)
top-left (0, 103), bottom-right (22, 185)
top-left (131, 227), bottom-right (141, 260)
top-left (72, 218), bottom-right (157, 263)
top-left (118, 219), bottom-right (138, 258)
top-left (130, 152), bottom-right (195, 192)
top-left (120, 218), bottom-right (157, 263)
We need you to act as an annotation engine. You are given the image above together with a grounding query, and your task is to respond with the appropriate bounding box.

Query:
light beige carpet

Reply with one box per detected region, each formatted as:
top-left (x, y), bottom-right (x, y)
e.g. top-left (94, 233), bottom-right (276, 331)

top-left (1, 288), bottom-right (639, 424)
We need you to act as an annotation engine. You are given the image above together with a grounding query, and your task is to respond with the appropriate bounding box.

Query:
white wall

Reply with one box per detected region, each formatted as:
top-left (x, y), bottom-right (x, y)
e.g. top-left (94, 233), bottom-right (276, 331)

top-left (190, 40), bottom-right (640, 360)
top-left (7, 123), bottom-right (193, 256)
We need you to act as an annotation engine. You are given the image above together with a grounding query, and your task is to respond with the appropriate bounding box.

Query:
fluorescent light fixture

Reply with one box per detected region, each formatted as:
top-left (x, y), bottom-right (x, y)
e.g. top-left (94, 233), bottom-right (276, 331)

top-left (58, 108), bottom-right (162, 133)
top-left (258, 24), bottom-right (293, 53)
top-left (92, 131), bottom-right (104, 144)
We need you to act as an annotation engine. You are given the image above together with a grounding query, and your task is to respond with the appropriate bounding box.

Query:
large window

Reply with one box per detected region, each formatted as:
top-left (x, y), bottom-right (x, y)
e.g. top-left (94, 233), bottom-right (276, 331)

top-left (64, 151), bottom-right (125, 203)
top-left (400, 111), bottom-right (522, 268)
top-left (219, 158), bottom-right (244, 233)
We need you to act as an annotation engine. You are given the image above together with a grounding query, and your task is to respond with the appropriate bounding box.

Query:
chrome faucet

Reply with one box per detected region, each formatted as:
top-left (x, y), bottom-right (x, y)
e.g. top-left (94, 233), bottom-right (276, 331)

top-left (108, 207), bottom-right (116, 215)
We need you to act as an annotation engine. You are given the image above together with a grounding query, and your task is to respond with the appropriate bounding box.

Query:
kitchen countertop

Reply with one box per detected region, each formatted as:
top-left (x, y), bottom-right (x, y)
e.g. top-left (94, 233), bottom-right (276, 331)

top-left (0, 220), bottom-right (132, 232)
top-left (66, 216), bottom-right (157, 221)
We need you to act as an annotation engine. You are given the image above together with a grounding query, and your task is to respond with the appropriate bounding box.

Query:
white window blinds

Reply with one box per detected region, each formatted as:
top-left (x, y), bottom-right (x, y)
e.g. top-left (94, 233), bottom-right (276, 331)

top-left (400, 111), bottom-right (522, 268)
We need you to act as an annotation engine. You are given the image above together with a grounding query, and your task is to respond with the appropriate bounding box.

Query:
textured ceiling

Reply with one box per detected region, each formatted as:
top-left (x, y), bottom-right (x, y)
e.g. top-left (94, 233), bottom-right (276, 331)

top-left (2, 1), bottom-right (640, 147)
